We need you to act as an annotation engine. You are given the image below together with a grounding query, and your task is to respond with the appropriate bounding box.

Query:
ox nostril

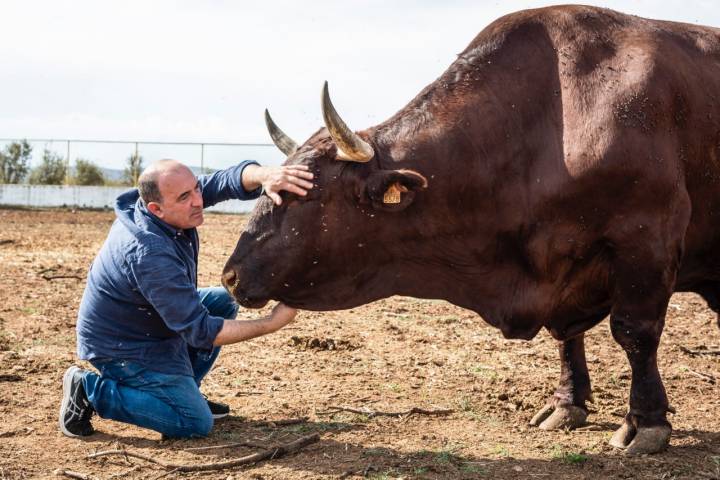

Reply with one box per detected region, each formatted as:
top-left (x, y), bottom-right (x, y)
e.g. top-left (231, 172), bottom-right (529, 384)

top-left (222, 269), bottom-right (237, 289)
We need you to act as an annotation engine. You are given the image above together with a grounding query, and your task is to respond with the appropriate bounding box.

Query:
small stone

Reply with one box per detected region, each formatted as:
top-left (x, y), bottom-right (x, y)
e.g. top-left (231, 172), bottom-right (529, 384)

top-left (497, 393), bottom-right (509, 401)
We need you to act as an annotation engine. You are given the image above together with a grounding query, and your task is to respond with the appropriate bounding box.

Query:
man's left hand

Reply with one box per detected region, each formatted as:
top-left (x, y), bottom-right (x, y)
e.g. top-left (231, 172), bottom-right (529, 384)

top-left (242, 165), bottom-right (314, 205)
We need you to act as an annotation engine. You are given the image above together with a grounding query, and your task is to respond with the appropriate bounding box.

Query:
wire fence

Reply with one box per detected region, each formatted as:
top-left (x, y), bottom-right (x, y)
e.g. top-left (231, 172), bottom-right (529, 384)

top-left (0, 137), bottom-right (285, 185)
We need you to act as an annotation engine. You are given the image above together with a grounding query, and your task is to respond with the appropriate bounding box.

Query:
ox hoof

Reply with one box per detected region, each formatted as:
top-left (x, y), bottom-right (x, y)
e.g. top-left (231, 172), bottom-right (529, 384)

top-left (610, 424), bottom-right (671, 455)
top-left (529, 404), bottom-right (587, 430)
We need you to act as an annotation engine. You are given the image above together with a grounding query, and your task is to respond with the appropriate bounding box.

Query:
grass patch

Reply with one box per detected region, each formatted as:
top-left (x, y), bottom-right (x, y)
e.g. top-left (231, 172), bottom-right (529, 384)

top-left (434, 444), bottom-right (465, 464)
top-left (492, 444), bottom-right (511, 457)
top-left (368, 471), bottom-right (400, 480)
top-left (460, 463), bottom-right (487, 475)
top-left (468, 364), bottom-right (499, 381)
top-left (286, 421), bottom-right (353, 434)
top-left (551, 445), bottom-right (588, 465)
top-left (384, 383), bottom-right (402, 393)
top-left (0, 330), bottom-right (13, 351)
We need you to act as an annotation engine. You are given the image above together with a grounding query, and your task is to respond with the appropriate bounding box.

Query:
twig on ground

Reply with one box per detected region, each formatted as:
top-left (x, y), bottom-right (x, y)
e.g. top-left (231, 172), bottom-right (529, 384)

top-left (41, 274), bottom-right (83, 281)
top-left (235, 391), bottom-right (264, 396)
top-left (685, 367), bottom-right (717, 384)
top-left (87, 432), bottom-right (319, 472)
top-left (184, 440), bottom-right (267, 452)
top-left (0, 239), bottom-right (14, 246)
top-left (679, 345), bottom-right (720, 356)
top-left (151, 467), bottom-right (180, 480)
top-left (316, 406), bottom-right (454, 419)
top-left (0, 427), bottom-right (33, 438)
top-left (53, 470), bottom-right (97, 480)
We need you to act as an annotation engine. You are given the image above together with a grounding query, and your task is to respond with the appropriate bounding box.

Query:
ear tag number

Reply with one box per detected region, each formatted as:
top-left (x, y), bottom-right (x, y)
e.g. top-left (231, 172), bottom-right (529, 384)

top-left (383, 183), bottom-right (408, 204)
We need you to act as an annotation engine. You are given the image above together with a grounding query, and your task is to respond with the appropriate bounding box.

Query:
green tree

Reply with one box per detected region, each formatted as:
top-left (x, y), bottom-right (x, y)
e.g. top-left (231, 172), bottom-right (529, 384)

top-left (73, 158), bottom-right (105, 186)
top-left (28, 149), bottom-right (67, 185)
top-left (0, 140), bottom-right (32, 184)
top-left (123, 152), bottom-right (143, 186)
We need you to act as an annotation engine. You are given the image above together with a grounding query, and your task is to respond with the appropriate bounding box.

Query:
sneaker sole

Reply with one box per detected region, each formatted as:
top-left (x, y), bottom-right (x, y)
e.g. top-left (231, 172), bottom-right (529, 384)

top-left (212, 412), bottom-right (229, 420)
top-left (58, 365), bottom-right (81, 437)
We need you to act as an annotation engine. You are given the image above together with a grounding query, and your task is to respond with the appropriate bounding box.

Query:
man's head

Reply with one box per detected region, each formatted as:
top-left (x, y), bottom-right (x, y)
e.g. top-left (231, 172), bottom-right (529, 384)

top-left (138, 159), bottom-right (204, 229)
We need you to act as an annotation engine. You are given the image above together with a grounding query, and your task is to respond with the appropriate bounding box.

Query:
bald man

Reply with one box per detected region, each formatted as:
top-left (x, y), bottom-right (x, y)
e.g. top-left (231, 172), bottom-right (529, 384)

top-left (59, 159), bottom-right (313, 439)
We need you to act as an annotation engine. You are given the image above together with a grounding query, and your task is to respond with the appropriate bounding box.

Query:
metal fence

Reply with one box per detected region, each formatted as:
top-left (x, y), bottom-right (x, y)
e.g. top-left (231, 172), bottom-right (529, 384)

top-left (0, 137), bottom-right (285, 183)
top-left (0, 137), bottom-right (285, 212)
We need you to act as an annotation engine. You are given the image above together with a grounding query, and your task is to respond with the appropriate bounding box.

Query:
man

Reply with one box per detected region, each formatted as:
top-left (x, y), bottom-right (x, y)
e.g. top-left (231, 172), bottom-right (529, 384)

top-left (59, 158), bottom-right (313, 438)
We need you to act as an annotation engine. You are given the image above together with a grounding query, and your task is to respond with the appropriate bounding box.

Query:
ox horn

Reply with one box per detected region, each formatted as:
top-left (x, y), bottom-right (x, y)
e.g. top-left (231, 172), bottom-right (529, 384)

top-left (264, 109), bottom-right (298, 156)
top-left (321, 81), bottom-right (374, 162)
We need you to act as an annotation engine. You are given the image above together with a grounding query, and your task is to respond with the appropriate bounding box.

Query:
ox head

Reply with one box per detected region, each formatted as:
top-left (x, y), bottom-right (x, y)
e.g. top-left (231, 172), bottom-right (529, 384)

top-left (222, 82), bottom-right (428, 310)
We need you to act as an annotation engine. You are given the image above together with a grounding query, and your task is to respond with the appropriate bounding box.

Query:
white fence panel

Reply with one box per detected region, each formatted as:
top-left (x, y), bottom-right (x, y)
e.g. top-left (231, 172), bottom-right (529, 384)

top-left (0, 185), bottom-right (255, 213)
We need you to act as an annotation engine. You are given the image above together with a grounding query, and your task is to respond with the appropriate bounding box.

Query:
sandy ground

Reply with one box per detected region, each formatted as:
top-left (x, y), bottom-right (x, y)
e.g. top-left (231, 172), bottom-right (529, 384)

top-left (0, 208), bottom-right (719, 480)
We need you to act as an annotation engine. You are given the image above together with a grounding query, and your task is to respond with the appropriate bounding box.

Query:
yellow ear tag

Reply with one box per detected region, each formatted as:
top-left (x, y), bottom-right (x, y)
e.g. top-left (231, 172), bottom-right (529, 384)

top-left (383, 183), bottom-right (408, 204)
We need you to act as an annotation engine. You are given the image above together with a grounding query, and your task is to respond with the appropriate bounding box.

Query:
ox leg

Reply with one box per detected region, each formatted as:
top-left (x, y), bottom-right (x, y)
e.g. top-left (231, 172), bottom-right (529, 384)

top-left (607, 260), bottom-right (675, 454)
top-left (529, 334), bottom-right (591, 430)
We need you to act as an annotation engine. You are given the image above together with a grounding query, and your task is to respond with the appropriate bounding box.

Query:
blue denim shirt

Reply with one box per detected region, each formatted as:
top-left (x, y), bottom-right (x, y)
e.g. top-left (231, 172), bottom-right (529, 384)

top-left (76, 161), bottom-right (261, 376)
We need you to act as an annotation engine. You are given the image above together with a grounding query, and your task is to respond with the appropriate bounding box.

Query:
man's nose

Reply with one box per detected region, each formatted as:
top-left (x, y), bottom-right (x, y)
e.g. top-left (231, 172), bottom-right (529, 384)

top-left (192, 189), bottom-right (203, 207)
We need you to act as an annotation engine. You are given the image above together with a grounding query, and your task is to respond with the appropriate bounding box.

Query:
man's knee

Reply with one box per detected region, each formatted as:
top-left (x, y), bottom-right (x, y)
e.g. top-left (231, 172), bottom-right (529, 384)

top-left (199, 287), bottom-right (238, 319)
top-left (177, 411), bottom-right (214, 438)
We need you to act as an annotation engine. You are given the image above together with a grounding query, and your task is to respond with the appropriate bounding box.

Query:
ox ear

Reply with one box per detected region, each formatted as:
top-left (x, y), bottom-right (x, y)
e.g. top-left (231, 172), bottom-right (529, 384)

top-left (364, 169), bottom-right (428, 212)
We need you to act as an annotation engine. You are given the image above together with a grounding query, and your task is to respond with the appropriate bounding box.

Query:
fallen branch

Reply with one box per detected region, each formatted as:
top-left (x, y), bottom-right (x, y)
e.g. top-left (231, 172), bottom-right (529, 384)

top-left (87, 432), bottom-right (319, 472)
top-left (42, 274), bottom-right (83, 281)
top-left (234, 391), bottom-right (264, 396)
top-left (317, 406), bottom-right (454, 419)
top-left (184, 440), bottom-right (267, 452)
top-left (53, 470), bottom-right (97, 480)
top-left (685, 367), bottom-right (717, 384)
top-left (679, 345), bottom-right (720, 356)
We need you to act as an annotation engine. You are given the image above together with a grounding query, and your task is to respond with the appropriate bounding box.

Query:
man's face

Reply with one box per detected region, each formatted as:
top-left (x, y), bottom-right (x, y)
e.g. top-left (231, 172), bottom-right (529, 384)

top-left (150, 166), bottom-right (204, 229)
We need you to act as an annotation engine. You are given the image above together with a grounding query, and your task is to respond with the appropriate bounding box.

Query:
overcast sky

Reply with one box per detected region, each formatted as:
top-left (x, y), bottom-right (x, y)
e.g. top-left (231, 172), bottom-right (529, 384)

top-left (1, 1), bottom-right (718, 169)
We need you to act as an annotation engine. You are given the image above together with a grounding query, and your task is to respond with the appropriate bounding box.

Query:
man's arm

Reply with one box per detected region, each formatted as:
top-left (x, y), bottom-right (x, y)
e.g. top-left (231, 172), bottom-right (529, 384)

top-left (241, 164), bottom-right (314, 205)
top-left (213, 303), bottom-right (297, 346)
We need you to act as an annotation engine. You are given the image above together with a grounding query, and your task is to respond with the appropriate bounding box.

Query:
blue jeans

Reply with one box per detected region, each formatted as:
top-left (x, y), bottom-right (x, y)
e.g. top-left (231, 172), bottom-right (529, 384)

top-left (82, 287), bottom-right (237, 438)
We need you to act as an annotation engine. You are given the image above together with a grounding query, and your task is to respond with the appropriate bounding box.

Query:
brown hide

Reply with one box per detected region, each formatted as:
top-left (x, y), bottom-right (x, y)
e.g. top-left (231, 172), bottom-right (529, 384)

top-left (223, 5), bottom-right (720, 342)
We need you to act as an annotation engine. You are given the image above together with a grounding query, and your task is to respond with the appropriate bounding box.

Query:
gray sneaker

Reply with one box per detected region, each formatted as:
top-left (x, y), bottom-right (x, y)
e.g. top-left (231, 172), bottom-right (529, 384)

top-left (58, 366), bottom-right (95, 437)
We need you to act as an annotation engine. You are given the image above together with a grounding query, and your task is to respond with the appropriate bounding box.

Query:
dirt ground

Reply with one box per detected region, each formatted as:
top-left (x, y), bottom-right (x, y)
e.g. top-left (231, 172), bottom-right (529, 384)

top-left (0, 208), bottom-right (719, 480)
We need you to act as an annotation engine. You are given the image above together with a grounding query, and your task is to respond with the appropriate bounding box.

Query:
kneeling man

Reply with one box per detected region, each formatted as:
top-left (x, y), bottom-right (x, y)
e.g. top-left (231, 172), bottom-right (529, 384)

top-left (59, 158), bottom-right (313, 438)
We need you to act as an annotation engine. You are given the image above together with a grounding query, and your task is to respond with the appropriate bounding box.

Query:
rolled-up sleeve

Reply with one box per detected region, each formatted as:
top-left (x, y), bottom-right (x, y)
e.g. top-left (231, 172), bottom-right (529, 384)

top-left (200, 161), bottom-right (262, 208)
top-left (128, 246), bottom-right (225, 350)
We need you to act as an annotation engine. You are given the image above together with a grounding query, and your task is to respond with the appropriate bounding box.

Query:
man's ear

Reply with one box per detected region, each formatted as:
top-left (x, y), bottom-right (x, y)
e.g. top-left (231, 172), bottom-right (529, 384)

top-left (365, 169), bottom-right (428, 212)
top-left (146, 201), bottom-right (163, 218)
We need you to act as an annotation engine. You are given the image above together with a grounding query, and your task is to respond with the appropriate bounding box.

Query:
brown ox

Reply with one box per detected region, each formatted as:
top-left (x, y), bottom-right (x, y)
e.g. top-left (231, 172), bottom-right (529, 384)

top-left (222, 5), bottom-right (720, 454)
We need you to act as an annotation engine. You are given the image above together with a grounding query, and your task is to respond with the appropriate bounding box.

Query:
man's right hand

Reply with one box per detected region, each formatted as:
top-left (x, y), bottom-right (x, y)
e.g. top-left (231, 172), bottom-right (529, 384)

top-left (213, 302), bottom-right (298, 346)
top-left (268, 303), bottom-right (297, 330)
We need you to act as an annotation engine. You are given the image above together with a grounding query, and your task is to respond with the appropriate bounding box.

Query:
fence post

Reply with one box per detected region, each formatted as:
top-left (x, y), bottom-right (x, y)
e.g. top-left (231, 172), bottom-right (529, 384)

top-left (65, 140), bottom-right (71, 185)
top-left (134, 142), bottom-right (139, 186)
top-left (200, 144), bottom-right (205, 174)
